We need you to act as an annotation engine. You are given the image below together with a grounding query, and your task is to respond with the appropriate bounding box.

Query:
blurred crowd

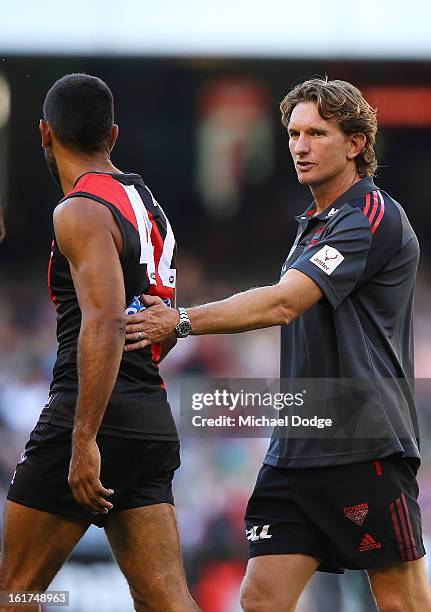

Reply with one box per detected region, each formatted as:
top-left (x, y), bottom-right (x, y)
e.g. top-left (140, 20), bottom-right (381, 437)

top-left (1, 252), bottom-right (431, 611)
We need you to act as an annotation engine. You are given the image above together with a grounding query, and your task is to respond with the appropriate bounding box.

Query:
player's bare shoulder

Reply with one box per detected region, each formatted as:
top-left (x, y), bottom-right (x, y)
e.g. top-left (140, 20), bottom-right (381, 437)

top-left (53, 196), bottom-right (123, 256)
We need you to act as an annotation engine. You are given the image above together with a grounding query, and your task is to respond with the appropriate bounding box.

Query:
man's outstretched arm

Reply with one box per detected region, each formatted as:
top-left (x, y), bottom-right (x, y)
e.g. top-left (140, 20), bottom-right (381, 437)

top-left (124, 269), bottom-right (322, 350)
top-left (54, 197), bottom-right (126, 514)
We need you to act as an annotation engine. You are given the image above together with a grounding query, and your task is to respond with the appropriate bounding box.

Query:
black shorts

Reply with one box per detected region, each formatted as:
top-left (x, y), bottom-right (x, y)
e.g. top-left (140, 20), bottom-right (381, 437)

top-left (245, 455), bottom-right (425, 573)
top-left (7, 422), bottom-right (180, 528)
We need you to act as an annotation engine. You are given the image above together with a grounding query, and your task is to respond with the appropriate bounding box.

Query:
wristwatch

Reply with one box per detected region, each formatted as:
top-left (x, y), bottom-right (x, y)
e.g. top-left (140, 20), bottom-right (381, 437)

top-left (175, 307), bottom-right (192, 338)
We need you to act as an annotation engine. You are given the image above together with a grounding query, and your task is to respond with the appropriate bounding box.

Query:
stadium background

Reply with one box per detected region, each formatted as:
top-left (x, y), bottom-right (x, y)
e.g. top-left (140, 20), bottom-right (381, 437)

top-left (1, 3), bottom-right (431, 610)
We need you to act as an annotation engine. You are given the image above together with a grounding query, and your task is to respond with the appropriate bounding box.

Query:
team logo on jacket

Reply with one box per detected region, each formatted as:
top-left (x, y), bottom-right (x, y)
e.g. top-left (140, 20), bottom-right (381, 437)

top-left (344, 502), bottom-right (368, 527)
top-left (310, 246), bottom-right (344, 275)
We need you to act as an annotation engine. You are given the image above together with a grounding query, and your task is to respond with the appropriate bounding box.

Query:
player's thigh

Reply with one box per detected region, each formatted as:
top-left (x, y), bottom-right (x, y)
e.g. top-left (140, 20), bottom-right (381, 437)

top-left (240, 553), bottom-right (320, 612)
top-left (368, 558), bottom-right (431, 612)
top-left (0, 501), bottom-right (88, 590)
top-left (105, 503), bottom-right (197, 610)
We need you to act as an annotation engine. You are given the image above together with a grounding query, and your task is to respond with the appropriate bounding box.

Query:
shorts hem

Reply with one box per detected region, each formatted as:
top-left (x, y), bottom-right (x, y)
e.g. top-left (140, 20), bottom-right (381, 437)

top-left (341, 548), bottom-right (427, 571)
top-left (7, 495), bottom-right (176, 528)
top-left (248, 546), bottom-right (427, 574)
top-left (6, 495), bottom-right (93, 526)
top-left (248, 547), bottom-right (343, 574)
top-left (113, 499), bottom-right (175, 513)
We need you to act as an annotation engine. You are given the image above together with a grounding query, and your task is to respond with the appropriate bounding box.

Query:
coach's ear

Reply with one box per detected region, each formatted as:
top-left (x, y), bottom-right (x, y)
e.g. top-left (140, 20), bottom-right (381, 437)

top-left (347, 132), bottom-right (366, 160)
top-left (109, 124), bottom-right (119, 152)
top-left (39, 119), bottom-right (52, 149)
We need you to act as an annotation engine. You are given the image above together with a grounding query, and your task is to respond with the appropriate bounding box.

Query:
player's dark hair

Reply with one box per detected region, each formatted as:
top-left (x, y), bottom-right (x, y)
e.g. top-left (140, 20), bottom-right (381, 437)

top-left (280, 78), bottom-right (378, 177)
top-left (43, 73), bottom-right (114, 154)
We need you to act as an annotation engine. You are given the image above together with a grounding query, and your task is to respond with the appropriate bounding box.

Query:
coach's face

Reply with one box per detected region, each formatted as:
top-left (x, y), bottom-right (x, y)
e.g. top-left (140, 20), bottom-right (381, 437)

top-left (288, 101), bottom-right (359, 187)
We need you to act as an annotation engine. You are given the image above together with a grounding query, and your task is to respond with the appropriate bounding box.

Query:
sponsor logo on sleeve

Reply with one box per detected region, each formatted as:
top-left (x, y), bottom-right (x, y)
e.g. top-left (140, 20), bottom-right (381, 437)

top-left (309, 246), bottom-right (344, 275)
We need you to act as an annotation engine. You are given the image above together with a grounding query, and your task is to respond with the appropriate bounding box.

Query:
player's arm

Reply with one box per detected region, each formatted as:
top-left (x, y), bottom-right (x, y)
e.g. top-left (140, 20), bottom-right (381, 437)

top-left (124, 269), bottom-right (322, 349)
top-left (54, 197), bottom-right (126, 514)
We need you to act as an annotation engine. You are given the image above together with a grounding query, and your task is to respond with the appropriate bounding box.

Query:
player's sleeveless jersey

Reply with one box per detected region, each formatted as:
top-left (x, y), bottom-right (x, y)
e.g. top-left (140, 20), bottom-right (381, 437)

top-left (39, 172), bottom-right (178, 440)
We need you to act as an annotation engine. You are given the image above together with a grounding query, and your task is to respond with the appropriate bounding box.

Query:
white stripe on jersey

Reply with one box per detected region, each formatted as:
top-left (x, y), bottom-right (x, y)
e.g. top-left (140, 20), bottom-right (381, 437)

top-left (120, 183), bottom-right (176, 289)
top-left (120, 183), bottom-right (156, 283)
top-left (154, 200), bottom-right (176, 289)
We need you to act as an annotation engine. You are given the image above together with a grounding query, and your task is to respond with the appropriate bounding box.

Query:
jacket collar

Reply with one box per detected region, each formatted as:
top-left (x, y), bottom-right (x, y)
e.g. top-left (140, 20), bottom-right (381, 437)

top-left (295, 177), bottom-right (377, 222)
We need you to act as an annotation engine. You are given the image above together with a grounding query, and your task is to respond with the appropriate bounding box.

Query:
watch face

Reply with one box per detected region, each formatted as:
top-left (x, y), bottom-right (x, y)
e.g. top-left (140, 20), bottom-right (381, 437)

top-left (176, 320), bottom-right (192, 337)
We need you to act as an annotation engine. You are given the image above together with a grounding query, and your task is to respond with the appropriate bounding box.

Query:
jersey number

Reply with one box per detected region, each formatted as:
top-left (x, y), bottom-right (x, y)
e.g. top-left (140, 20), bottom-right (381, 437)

top-left (123, 184), bottom-right (176, 289)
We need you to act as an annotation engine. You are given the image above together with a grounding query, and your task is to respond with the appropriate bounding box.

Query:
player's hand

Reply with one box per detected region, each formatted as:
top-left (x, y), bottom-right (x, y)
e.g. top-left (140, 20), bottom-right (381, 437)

top-left (68, 437), bottom-right (114, 514)
top-left (124, 295), bottom-right (180, 352)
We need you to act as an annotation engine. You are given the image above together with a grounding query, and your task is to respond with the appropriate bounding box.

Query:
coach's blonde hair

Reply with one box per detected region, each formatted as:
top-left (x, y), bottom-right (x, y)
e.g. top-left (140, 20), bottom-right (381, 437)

top-left (280, 78), bottom-right (378, 177)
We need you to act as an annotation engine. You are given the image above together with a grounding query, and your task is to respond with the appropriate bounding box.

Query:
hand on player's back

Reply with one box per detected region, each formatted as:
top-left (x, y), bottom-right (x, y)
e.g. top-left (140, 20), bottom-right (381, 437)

top-left (124, 295), bottom-right (180, 351)
top-left (68, 438), bottom-right (114, 514)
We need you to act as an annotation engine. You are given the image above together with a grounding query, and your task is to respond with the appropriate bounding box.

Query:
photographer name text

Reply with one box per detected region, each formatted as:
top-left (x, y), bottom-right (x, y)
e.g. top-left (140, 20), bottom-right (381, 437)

top-left (191, 415), bottom-right (333, 429)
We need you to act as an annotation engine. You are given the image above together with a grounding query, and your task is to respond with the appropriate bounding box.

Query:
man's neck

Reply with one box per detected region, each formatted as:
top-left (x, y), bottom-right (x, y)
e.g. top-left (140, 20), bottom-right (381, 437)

top-left (57, 149), bottom-right (122, 195)
top-left (311, 170), bottom-right (362, 214)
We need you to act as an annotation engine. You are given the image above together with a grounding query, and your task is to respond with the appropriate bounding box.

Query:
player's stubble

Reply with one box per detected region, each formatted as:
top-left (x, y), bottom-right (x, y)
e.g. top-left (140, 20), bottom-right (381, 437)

top-left (44, 147), bottom-right (61, 187)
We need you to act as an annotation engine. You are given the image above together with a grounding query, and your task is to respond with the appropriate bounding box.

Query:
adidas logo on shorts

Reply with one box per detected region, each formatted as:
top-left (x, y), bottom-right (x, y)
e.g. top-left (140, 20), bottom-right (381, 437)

top-left (359, 533), bottom-right (382, 552)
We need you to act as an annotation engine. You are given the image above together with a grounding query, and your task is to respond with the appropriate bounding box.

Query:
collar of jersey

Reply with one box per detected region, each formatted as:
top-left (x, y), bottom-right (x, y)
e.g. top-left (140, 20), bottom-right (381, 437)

top-left (73, 171), bottom-right (142, 188)
top-left (295, 176), bottom-right (377, 222)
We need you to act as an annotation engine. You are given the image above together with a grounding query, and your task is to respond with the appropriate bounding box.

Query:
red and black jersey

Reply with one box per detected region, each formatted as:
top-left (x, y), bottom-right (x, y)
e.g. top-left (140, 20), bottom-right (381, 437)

top-left (39, 172), bottom-right (178, 440)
